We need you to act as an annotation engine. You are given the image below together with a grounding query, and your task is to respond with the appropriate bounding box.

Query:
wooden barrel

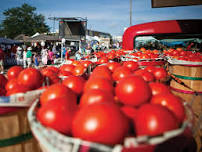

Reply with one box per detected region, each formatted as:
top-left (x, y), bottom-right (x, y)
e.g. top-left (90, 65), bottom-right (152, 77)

top-left (0, 107), bottom-right (41, 152)
top-left (169, 64), bottom-right (202, 152)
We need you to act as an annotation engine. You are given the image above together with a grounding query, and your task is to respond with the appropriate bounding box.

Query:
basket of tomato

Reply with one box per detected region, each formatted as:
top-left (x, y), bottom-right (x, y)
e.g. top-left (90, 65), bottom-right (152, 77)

top-left (27, 63), bottom-right (197, 152)
top-left (0, 66), bottom-right (48, 152)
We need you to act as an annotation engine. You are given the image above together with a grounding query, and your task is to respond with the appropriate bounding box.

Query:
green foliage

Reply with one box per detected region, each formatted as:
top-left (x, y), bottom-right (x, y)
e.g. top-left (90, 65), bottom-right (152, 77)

top-left (0, 3), bottom-right (49, 38)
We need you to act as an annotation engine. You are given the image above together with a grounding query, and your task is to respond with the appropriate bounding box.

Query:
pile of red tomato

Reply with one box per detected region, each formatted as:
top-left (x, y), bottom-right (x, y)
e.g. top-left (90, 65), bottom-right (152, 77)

top-left (0, 60), bottom-right (93, 97)
top-left (28, 60), bottom-right (187, 146)
top-left (163, 48), bottom-right (202, 62)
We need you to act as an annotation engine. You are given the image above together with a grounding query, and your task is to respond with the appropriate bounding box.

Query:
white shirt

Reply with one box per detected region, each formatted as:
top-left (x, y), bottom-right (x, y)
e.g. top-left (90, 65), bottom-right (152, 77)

top-left (23, 51), bottom-right (27, 60)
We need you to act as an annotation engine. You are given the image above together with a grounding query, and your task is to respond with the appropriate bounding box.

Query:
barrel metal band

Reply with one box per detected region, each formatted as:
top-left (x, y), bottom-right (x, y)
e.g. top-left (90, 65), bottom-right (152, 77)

top-left (172, 74), bottom-right (202, 80)
top-left (0, 132), bottom-right (33, 147)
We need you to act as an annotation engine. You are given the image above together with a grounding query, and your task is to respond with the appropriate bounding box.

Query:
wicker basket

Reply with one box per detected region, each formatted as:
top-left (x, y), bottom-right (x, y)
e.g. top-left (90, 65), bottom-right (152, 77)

top-left (28, 100), bottom-right (195, 152)
top-left (0, 90), bottom-right (44, 152)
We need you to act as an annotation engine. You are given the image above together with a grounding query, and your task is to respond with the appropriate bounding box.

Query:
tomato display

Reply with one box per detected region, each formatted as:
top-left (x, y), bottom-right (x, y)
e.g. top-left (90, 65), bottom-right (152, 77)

top-left (151, 93), bottom-right (185, 123)
top-left (72, 102), bottom-right (129, 145)
top-left (134, 104), bottom-right (179, 136)
top-left (79, 89), bottom-right (114, 108)
top-left (17, 68), bottom-right (43, 90)
top-left (37, 97), bottom-right (77, 134)
top-left (7, 66), bottom-right (23, 80)
top-left (62, 76), bottom-right (86, 95)
top-left (115, 75), bottom-right (152, 106)
top-left (40, 84), bottom-right (77, 105)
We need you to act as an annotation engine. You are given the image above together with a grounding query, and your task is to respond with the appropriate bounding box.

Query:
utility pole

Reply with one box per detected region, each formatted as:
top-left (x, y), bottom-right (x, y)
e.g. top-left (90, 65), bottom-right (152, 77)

top-left (130, 0), bottom-right (132, 26)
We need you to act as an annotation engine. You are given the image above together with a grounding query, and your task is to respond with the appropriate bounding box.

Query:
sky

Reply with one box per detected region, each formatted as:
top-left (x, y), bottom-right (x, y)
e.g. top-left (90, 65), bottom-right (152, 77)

top-left (1, 0), bottom-right (202, 36)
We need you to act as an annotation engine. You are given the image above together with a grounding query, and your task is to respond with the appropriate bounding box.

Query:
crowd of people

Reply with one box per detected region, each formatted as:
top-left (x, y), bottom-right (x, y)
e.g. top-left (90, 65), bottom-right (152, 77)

top-left (0, 40), bottom-right (111, 74)
top-left (0, 44), bottom-right (66, 73)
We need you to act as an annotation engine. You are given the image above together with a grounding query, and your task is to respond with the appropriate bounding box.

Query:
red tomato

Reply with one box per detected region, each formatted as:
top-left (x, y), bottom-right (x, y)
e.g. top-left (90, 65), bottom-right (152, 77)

top-left (141, 71), bottom-right (155, 82)
top-left (58, 70), bottom-right (72, 77)
top-left (107, 62), bottom-right (121, 72)
top-left (90, 65), bottom-right (112, 81)
top-left (123, 61), bottom-right (139, 71)
top-left (46, 66), bottom-right (59, 73)
top-left (152, 67), bottom-right (167, 81)
top-left (37, 97), bottom-right (77, 134)
top-left (5, 78), bottom-right (21, 91)
top-left (112, 66), bottom-right (132, 81)
top-left (62, 76), bottom-right (86, 95)
top-left (135, 70), bottom-right (155, 82)
top-left (84, 78), bottom-right (114, 94)
top-left (79, 89), bottom-right (114, 108)
top-left (72, 102), bottom-right (129, 145)
top-left (149, 82), bottom-right (171, 96)
top-left (98, 57), bottom-right (108, 64)
top-left (59, 64), bottom-right (75, 74)
top-left (41, 68), bottom-right (60, 85)
top-left (72, 60), bottom-right (80, 66)
top-left (115, 76), bottom-right (152, 106)
top-left (179, 51), bottom-right (187, 56)
top-left (144, 66), bottom-right (156, 73)
top-left (0, 74), bottom-right (8, 89)
top-left (40, 84), bottom-right (77, 106)
top-left (72, 65), bottom-right (86, 76)
top-left (0, 88), bottom-right (6, 96)
top-left (17, 68), bottom-right (43, 90)
top-left (81, 60), bottom-right (92, 68)
top-left (134, 104), bottom-right (179, 136)
top-left (133, 69), bottom-right (147, 76)
top-left (151, 93), bottom-right (185, 123)
top-left (121, 106), bottom-right (138, 120)
top-left (7, 66), bottom-right (23, 80)
top-left (6, 85), bottom-right (30, 96)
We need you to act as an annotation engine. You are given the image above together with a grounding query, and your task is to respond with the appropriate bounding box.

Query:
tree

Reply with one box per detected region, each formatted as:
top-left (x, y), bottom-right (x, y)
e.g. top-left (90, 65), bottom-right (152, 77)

top-left (0, 3), bottom-right (49, 38)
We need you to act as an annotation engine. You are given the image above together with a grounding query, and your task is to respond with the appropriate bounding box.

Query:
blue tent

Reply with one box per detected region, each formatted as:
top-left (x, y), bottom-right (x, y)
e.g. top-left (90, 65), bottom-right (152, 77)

top-left (0, 37), bottom-right (22, 45)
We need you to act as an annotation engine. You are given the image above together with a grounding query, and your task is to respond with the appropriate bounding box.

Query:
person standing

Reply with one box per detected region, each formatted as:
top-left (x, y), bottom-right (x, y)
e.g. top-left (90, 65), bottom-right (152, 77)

top-left (65, 47), bottom-right (71, 60)
top-left (0, 47), bottom-right (5, 74)
top-left (16, 46), bottom-right (23, 65)
top-left (48, 49), bottom-right (54, 64)
top-left (33, 53), bottom-right (39, 68)
top-left (41, 47), bottom-right (48, 65)
top-left (23, 48), bottom-right (27, 68)
top-left (26, 47), bottom-right (32, 68)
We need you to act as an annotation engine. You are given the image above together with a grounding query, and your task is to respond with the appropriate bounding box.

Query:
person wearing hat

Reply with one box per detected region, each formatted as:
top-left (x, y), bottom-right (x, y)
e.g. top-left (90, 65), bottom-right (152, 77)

top-left (16, 46), bottom-right (23, 65)
top-left (26, 47), bottom-right (32, 68)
